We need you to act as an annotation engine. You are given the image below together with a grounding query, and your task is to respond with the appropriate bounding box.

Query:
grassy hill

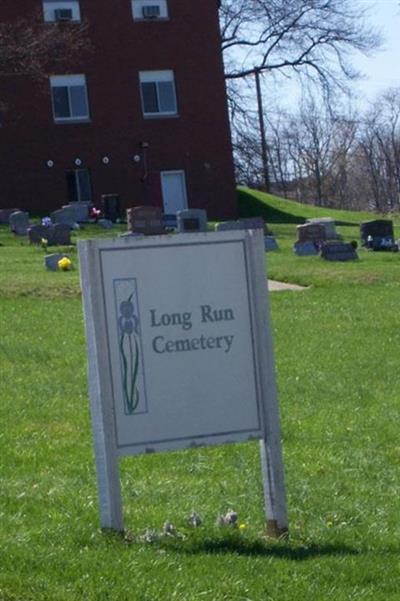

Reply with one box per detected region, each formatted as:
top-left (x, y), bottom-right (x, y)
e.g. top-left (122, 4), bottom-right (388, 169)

top-left (238, 187), bottom-right (398, 225)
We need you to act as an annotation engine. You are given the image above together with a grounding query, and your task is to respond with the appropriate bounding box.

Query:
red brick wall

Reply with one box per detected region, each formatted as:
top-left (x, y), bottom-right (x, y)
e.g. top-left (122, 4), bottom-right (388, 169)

top-left (0, 0), bottom-right (237, 219)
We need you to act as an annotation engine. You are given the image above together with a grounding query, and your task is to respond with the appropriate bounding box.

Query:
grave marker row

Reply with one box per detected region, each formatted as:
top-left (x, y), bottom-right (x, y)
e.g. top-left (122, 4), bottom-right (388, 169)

top-left (28, 223), bottom-right (71, 246)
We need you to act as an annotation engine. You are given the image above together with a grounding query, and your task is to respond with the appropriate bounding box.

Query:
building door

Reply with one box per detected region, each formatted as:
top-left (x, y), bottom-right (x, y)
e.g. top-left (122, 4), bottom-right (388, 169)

top-left (66, 169), bottom-right (92, 203)
top-left (160, 170), bottom-right (188, 213)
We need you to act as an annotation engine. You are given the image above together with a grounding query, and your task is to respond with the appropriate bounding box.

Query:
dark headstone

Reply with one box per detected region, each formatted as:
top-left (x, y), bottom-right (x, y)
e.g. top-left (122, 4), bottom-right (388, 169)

top-left (176, 209), bottom-right (208, 233)
top-left (239, 217), bottom-right (269, 233)
top-left (296, 223), bottom-right (326, 244)
top-left (126, 206), bottom-right (166, 235)
top-left (216, 217), bottom-right (268, 234)
top-left (62, 203), bottom-right (91, 223)
top-left (28, 224), bottom-right (51, 245)
top-left (360, 220), bottom-right (394, 246)
top-left (320, 241), bottom-right (358, 261)
top-left (10, 211), bottom-right (30, 235)
top-left (51, 207), bottom-right (77, 227)
top-left (98, 218), bottom-right (114, 229)
top-left (264, 236), bottom-right (279, 251)
top-left (0, 208), bottom-right (20, 225)
top-left (101, 194), bottom-right (121, 223)
top-left (29, 223), bottom-right (71, 246)
top-left (293, 241), bottom-right (318, 256)
top-left (306, 218), bottom-right (339, 239)
top-left (163, 213), bottom-right (178, 231)
top-left (52, 223), bottom-right (72, 245)
top-left (215, 220), bottom-right (242, 232)
top-left (44, 253), bottom-right (70, 271)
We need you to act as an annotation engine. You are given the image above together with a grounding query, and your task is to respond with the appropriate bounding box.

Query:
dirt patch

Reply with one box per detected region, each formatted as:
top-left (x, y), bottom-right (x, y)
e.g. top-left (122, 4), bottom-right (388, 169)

top-left (268, 279), bottom-right (309, 292)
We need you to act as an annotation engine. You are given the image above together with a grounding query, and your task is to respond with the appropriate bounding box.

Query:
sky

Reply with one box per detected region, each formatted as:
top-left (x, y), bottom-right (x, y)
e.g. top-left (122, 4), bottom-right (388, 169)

top-left (351, 0), bottom-right (400, 106)
top-left (262, 0), bottom-right (400, 114)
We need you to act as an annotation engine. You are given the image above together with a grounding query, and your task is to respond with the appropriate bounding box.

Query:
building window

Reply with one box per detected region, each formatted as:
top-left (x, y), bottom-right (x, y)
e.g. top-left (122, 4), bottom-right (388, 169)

top-left (66, 169), bottom-right (92, 202)
top-left (139, 71), bottom-right (177, 117)
top-left (132, 0), bottom-right (168, 20)
top-left (43, 1), bottom-right (81, 22)
top-left (50, 75), bottom-right (90, 122)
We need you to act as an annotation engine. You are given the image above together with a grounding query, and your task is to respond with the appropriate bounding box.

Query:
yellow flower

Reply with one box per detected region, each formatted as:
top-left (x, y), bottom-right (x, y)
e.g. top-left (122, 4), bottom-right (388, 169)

top-left (239, 523), bottom-right (247, 531)
top-left (58, 257), bottom-right (72, 271)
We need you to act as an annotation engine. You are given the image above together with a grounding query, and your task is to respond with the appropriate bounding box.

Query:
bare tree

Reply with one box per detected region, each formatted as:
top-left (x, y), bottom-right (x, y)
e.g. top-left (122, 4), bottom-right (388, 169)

top-left (221, 0), bottom-right (380, 92)
top-left (220, 0), bottom-right (381, 190)
top-left (0, 13), bottom-right (91, 80)
top-left (358, 89), bottom-right (400, 211)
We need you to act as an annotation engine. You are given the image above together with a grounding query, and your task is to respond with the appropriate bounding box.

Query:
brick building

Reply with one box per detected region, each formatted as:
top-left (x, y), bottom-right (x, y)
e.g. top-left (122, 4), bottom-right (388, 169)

top-left (0, 0), bottom-right (237, 219)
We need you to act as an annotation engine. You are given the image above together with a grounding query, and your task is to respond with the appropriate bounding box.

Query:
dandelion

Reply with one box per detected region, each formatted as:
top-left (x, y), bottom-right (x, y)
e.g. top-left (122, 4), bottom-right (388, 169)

top-left (239, 523), bottom-right (247, 532)
top-left (58, 257), bottom-right (72, 271)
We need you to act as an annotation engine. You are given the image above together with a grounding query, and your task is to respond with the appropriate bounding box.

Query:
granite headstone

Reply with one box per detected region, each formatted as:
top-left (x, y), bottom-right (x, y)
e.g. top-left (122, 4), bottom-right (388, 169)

top-left (0, 208), bottom-right (20, 225)
top-left (126, 206), bottom-right (166, 235)
top-left (320, 241), bottom-right (358, 261)
top-left (10, 211), bottom-right (31, 235)
top-left (176, 209), bottom-right (208, 233)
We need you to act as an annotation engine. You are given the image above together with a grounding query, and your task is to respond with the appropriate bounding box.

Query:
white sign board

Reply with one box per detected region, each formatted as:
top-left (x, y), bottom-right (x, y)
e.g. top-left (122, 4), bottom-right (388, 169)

top-left (79, 231), bottom-right (287, 535)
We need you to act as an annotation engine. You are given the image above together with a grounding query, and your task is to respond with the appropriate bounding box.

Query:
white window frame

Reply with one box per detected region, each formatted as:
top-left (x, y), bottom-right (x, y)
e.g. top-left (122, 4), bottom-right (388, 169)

top-left (139, 70), bottom-right (177, 118)
top-left (43, 1), bottom-right (81, 22)
top-left (50, 74), bottom-right (90, 123)
top-left (131, 0), bottom-right (168, 21)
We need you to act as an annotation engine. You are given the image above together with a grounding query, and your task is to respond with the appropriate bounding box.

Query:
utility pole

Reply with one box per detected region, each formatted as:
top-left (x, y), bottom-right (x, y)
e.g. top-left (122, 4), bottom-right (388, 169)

top-left (254, 68), bottom-right (271, 193)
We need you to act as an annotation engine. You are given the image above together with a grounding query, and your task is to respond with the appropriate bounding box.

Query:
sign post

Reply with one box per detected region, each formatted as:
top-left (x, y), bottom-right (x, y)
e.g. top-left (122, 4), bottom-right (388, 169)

top-left (79, 230), bottom-right (288, 536)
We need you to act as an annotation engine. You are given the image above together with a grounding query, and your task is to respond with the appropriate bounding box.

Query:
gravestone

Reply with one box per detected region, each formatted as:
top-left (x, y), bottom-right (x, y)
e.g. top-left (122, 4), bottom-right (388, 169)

top-left (293, 241), bottom-right (318, 256)
top-left (215, 220), bottom-right (242, 232)
top-left (320, 241), bottom-right (358, 261)
top-left (264, 236), bottom-right (279, 251)
top-left (44, 253), bottom-right (71, 271)
top-left (216, 217), bottom-right (268, 234)
top-left (306, 218), bottom-right (339, 240)
top-left (239, 217), bottom-right (270, 234)
top-left (28, 224), bottom-right (51, 245)
top-left (296, 223), bottom-right (326, 244)
top-left (101, 194), bottom-right (121, 223)
top-left (62, 203), bottom-right (91, 223)
top-left (98, 219), bottom-right (114, 230)
top-left (51, 206), bottom-right (76, 227)
top-left (163, 213), bottom-right (178, 231)
top-left (126, 206), bottom-right (166, 235)
top-left (0, 208), bottom-right (20, 225)
top-left (28, 223), bottom-right (71, 246)
top-left (360, 220), bottom-right (394, 249)
top-left (176, 209), bottom-right (208, 233)
top-left (10, 211), bottom-right (31, 235)
top-left (52, 223), bottom-right (72, 245)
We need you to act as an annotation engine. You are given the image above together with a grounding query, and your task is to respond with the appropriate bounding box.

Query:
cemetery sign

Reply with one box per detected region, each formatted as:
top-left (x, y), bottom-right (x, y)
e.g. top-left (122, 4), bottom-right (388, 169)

top-left (79, 231), bottom-right (287, 536)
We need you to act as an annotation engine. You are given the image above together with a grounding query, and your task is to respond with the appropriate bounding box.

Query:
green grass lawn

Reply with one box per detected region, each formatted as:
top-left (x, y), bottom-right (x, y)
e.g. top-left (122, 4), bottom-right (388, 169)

top-left (1, 201), bottom-right (400, 600)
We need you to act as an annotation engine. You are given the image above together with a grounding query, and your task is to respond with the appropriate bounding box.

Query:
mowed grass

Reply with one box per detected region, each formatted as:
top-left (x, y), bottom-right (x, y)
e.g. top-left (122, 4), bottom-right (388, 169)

top-left (1, 201), bottom-right (400, 600)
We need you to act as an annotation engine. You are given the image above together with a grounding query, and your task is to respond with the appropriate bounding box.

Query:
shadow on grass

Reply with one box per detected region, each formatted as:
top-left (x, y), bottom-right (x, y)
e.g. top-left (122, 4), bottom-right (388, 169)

top-left (161, 537), bottom-right (359, 561)
top-left (238, 189), bottom-right (305, 224)
top-left (238, 189), bottom-right (355, 226)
